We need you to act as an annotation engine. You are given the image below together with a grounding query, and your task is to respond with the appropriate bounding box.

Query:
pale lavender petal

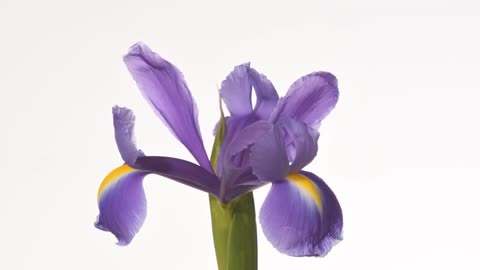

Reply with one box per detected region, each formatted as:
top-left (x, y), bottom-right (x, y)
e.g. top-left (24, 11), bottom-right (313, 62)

top-left (248, 68), bottom-right (279, 119)
top-left (220, 64), bottom-right (253, 116)
top-left (259, 171), bottom-right (343, 257)
top-left (250, 124), bottom-right (290, 182)
top-left (123, 42), bottom-right (211, 171)
top-left (220, 64), bottom-right (279, 119)
top-left (112, 106), bottom-right (144, 165)
top-left (271, 72), bottom-right (339, 129)
top-left (278, 117), bottom-right (319, 172)
top-left (95, 165), bottom-right (148, 246)
top-left (216, 65), bottom-right (278, 175)
top-left (223, 120), bottom-right (273, 167)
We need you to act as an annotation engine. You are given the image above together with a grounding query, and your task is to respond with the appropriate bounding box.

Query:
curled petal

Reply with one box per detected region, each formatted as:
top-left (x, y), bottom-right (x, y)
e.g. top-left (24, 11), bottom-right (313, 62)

top-left (124, 42), bottom-right (211, 171)
top-left (271, 72), bottom-right (339, 129)
top-left (219, 120), bottom-right (272, 200)
top-left (220, 63), bottom-right (279, 119)
top-left (224, 120), bottom-right (273, 166)
top-left (113, 106), bottom-right (144, 165)
top-left (217, 114), bottom-right (257, 174)
top-left (250, 124), bottom-right (290, 182)
top-left (259, 171), bottom-right (343, 257)
top-left (95, 165), bottom-right (148, 245)
top-left (278, 117), bottom-right (319, 172)
top-left (248, 67), bottom-right (279, 119)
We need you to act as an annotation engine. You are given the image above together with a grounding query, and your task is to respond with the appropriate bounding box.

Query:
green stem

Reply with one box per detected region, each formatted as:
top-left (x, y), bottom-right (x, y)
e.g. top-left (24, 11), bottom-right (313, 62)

top-left (209, 194), bottom-right (257, 270)
top-left (209, 95), bottom-right (258, 270)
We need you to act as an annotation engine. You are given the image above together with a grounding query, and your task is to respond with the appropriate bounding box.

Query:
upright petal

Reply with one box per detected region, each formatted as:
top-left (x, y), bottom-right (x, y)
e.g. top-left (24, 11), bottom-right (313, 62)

top-left (248, 67), bottom-right (279, 119)
top-left (259, 171), bottom-right (343, 257)
top-left (112, 106), bottom-right (144, 165)
top-left (123, 42), bottom-right (211, 171)
top-left (220, 64), bottom-right (253, 116)
top-left (95, 164), bottom-right (148, 246)
top-left (220, 63), bottom-right (279, 119)
top-left (271, 72), bottom-right (339, 129)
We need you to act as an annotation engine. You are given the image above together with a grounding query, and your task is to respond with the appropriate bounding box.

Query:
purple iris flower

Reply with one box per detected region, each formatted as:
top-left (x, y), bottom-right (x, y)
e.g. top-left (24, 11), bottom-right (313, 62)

top-left (95, 42), bottom-right (343, 257)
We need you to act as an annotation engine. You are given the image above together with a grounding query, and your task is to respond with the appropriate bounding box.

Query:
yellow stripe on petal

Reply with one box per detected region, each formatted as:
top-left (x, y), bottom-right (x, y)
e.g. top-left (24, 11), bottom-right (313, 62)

top-left (97, 164), bottom-right (137, 202)
top-left (287, 173), bottom-right (323, 211)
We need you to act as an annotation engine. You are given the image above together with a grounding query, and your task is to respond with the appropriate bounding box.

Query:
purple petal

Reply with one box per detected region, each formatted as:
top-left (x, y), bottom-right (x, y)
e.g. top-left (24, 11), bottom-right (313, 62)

top-left (278, 117), bottom-right (319, 172)
top-left (220, 64), bottom-right (253, 116)
top-left (95, 165), bottom-right (148, 245)
top-left (123, 42), bottom-right (211, 171)
top-left (112, 106), bottom-right (144, 165)
top-left (248, 67), bottom-right (279, 119)
top-left (218, 120), bottom-right (273, 200)
top-left (223, 120), bottom-right (273, 167)
top-left (250, 124), bottom-right (290, 182)
top-left (220, 63), bottom-right (279, 119)
top-left (95, 157), bottom-right (220, 245)
top-left (227, 180), bottom-right (267, 202)
top-left (133, 156), bottom-right (219, 195)
top-left (271, 72), bottom-right (339, 129)
top-left (215, 114), bottom-right (257, 175)
top-left (259, 171), bottom-right (343, 257)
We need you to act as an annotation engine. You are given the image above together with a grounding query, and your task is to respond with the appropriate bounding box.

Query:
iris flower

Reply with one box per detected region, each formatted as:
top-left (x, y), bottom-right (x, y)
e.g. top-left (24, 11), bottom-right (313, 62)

top-left (95, 42), bottom-right (343, 258)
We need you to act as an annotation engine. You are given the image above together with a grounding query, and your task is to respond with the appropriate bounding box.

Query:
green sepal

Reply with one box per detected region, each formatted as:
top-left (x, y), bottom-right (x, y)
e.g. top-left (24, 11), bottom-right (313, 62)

top-left (209, 93), bottom-right (258, 270)
top-left (209, 94), bottom-right (226, 171)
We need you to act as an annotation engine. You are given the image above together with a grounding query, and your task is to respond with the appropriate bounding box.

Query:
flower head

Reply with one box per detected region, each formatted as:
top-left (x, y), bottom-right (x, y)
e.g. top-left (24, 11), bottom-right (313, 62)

top-left (95, 42), bottom-right (343, 257)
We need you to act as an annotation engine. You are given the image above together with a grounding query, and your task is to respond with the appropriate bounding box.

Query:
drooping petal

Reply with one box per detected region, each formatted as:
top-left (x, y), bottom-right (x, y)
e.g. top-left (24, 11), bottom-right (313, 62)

top-left (95, 157), bottom-right (221, 245)
top-left (220, 63), bottom-right (279, 119)
top-left (133, 156), bottom-right (219, 195)
top-left (270, 72), bottom-right (339, 129)
top-left (278, 117), bottom-right (319, 172)
top-left (123, 42), bottom-right (211, 171)
top-left (112, 106), bottom-right (144, 165)
top-left (250, 124), bottom-right (290, 182)
top-left (95, 164), bottom-right (148, 246)
top-left (259, 171), bottom-right (343, 257)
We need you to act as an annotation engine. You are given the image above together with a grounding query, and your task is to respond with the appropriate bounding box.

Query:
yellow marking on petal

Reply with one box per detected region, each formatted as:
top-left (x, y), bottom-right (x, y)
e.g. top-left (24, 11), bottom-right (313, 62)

top-left (97, 164), bottom-right (136, 202)
top-left (287, 173), bottom-right (323, 210)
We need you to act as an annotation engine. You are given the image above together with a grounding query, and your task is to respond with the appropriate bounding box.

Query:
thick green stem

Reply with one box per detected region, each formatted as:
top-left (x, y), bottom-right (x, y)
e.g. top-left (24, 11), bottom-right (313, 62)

top-left (209, 96), bottom-right (258, 270)
top-left (209, 194), bottom-right (257, 270)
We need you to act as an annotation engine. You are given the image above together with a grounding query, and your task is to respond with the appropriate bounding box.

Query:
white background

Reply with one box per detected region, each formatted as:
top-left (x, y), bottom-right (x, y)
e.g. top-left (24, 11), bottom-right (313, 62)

top-left (1, 0), bottom-right (479, 269)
